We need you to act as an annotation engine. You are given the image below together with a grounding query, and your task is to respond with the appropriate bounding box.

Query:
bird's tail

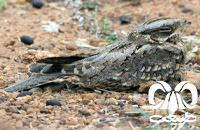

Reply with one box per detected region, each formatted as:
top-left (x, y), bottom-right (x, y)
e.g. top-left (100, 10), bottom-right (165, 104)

top-left (4, 56), bottom-right (86, 92)
top-left (4, 73), bottom-right (66, 92)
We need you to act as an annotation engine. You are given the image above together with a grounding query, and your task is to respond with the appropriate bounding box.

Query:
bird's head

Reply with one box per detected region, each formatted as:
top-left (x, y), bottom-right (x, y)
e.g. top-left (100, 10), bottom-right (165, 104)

top-left (128, 17), bottom-right (191, 44)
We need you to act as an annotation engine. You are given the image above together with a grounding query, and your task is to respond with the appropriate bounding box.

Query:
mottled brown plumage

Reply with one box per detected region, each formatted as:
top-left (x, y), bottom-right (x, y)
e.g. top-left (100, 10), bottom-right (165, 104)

top-left (4, 18), bottom-right (189, 92)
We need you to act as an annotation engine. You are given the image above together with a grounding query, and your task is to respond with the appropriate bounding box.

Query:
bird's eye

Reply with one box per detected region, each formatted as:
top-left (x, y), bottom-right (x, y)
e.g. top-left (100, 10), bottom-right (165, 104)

top-left (159, 27), bottom-right (172, 32)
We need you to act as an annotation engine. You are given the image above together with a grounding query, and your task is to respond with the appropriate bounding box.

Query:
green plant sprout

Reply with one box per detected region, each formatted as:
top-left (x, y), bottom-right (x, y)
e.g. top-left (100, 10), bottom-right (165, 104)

top-left (83, 0), bottom-right (97, 10)
top-left (106, 33), bottom-right (119, 43)
top-left (0, 0), bottom-right (8, 11)
top-left (98, 19), bottom-right (110, 35)
top-left (185, 41), bottom-right (193, 52)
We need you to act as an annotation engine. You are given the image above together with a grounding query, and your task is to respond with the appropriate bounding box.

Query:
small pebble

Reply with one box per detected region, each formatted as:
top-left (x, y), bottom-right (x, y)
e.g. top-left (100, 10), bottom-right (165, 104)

top-left (119, 15), bottom-right (131, 24)
top-left (28, 46), bottom-right (38, 50)
top-left (20, 35), bottom-right (34, 45)
top-left (46, 100), bottom-right (61, 106)
top-left (16, 95), bottom-right (32, 103)
top-left (4, 40), bottom-right (15, 47)
top-left (12, 113), bottom-right (22, 120)
top-left (82, 98), bottom-right (90, 105)
top-left (120, 108), bottom-right (141, 117)
top-left (95, 99), bottom-right (105, 105)
top-left (178, 4), bottom-right (185, 8)
top-left (29, 87), bottom-right (43, 92)
top-left (99, 118), bottom-right (106, 122)
top-left (128, 100), bottom-right (138, 105)
top-left (190, 31), bottom-right (196, 35)
top-left (0, 109), bottom-right (6, 117)
top-left (16, 120), bottom-right (23, 128)
top-left (110, 92), bottom-right (121, 99)
top-left (6, 106), bottom-right (18, 113)
top-left (117, 100), bottom-right (124, 108)
top-left (82, 93), bottom-right (95, 100)
top-left (40, 109), bottom-right (50, 114)
top-left (32, 0), bottom-right (44, 9)
top-left (27, 108), bottom-right (35, 114)
top-left (108, 98), bottom-right (118, 105)
top-left (68, 117), bottom-right (78, 125)
top-left (60, 119), bottom-right (66, 125)
top-left (16, 91), bottom-right (32, 98)
top-left (42, 43), bottom-right (55, 50)
top-left (182, 8), bottom-right (193, 13)
top-left (79, 108), bottom-right (94, 116)
top-left (66, 42), bottom-right (77, 51)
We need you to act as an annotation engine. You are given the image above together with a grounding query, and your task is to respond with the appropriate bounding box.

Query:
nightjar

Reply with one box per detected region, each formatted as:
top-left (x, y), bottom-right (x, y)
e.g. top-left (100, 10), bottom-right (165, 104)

top-left (4, 18), bottom-right (190, 92)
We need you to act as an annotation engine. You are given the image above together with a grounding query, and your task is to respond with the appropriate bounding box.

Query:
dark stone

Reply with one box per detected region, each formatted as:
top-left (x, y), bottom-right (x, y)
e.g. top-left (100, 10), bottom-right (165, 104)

top-left (182, 8), bottom-right (193, 13)
top-left (158, 13), bottom-right (163, 17)
top-left (16, 91), bottom-right (32, 98)
top-left (46, 100), bottom-right (61, 106)
top-left (117, 100), bottom-right (124, 108)
top-left (32, 0), bottom-right (44, 9)
top-left (128, 100), bottom-right (138, 105)
top-left (190, 31), bottom-right (196, 35)
top-left (99, 118), bottom-right (106, 122)
top-left (20, 35), bottom-right (34, 45)
top-left (40, 109), bottom-right (50, 114)
top-left (119, 15), bottom-right (131, 24)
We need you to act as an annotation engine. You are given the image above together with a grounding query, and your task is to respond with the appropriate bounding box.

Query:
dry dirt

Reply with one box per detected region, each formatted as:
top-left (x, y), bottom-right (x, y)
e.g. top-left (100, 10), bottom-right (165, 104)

top-left (0, 0), bottom-right (200, 129)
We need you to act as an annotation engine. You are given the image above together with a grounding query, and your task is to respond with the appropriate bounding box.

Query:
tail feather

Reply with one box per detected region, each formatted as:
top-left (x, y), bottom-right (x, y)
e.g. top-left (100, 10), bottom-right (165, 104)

top-left (36, 56), bottom-right (85, 64)
top-left (5, 56), bottom-right (86, 92)
top-left (28, 63), bottom-right (64, 74)
top-left (4, 73), bottom-right (66, 92)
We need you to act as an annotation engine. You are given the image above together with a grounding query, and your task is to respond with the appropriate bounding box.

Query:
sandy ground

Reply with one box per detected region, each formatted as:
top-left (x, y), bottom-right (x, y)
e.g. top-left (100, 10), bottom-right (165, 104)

top-left (0, 0), bottom-right (200, 129)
